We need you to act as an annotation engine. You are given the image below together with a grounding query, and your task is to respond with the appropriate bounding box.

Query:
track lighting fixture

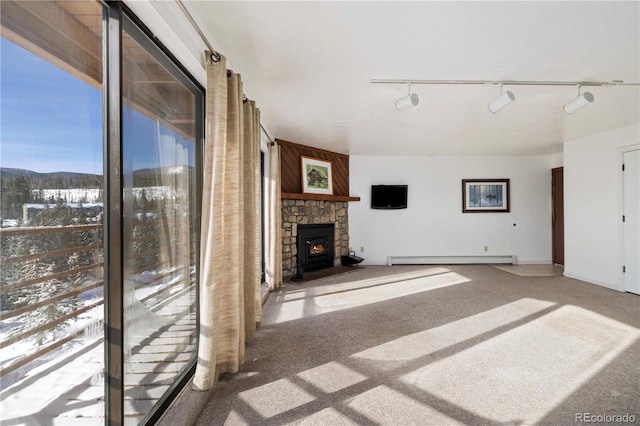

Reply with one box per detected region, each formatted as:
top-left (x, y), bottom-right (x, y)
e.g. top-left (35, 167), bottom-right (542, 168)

top-left (395, 82), bottom-right (419, 111)
top-left (487, 83), bottom-right (515, 114)
top-left (563, 84), bottom-right (595, 114)
top-left (372, 79), bottom-right (637, 113)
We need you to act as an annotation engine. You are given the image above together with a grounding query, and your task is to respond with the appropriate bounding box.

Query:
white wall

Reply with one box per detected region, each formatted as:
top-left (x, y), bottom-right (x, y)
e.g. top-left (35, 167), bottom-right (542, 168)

top-left (551, 153), bottom-right (564, 169)
top-left (349, 156), bottom-right (553, 265)
top-left (564, 123), bottom-right (640, 290)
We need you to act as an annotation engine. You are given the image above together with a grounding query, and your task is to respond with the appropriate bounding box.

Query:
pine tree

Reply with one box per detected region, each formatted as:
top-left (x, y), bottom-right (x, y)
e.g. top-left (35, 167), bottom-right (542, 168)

top-left (78, 204), bottom-right (87, 224)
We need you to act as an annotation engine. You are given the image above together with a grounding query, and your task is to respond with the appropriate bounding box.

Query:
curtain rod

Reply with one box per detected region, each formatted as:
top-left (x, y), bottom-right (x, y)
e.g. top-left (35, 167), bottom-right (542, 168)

top-left (175, 0), bottom-right (275, 144)
top-left (175, 0), bottom-right (218, 62)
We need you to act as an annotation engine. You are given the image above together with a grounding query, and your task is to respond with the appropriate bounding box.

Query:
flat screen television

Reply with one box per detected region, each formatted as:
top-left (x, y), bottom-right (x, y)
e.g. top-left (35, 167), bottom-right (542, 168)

top-left (371, 185), bottom-right (408, 209)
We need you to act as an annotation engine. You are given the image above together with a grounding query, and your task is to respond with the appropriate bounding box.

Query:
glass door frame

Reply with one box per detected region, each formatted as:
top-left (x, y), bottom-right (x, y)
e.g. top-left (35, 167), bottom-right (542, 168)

top-left (104, 2), bottom-right (204, 424)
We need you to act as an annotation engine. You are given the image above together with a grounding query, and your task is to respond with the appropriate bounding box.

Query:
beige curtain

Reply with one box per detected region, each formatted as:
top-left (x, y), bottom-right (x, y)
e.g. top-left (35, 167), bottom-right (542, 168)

top-left (265, 142), bottom-right (283, 290)
top-left (242, 98), bottom-right (262, 338)
top-left (193, 52), bottom-right (261, 391)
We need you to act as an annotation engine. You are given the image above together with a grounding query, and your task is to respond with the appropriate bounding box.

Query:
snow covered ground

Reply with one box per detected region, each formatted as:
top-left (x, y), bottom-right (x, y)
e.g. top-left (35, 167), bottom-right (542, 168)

top-left (33, 189), bottom-right (102, 203)
top-left (0, 268), bottom-right (196, 425)
top-left (30, 186), bottom-right (177, 205)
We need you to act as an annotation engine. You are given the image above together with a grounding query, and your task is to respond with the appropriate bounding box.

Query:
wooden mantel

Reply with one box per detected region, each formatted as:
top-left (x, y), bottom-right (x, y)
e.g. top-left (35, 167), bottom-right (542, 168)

top-left (281, 192), bottom-right (360, 202)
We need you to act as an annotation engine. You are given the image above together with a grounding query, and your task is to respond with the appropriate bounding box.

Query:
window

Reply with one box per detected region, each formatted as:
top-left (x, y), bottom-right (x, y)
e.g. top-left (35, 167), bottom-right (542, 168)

top-left (1, 1), bottom-right (105, 422)
top-left (0, 2), bottom-right (203, 424)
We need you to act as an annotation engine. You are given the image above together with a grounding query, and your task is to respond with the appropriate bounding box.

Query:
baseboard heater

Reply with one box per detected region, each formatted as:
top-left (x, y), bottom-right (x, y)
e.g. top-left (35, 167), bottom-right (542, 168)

top-left (387, 255), bottom-right (516, 266)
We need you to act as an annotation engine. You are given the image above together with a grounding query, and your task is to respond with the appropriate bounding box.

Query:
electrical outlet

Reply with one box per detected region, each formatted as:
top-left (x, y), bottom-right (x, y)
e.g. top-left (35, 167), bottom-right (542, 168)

top-left (484, 246), bottom-right (488, 252)
top-left (360, 246), bottom-right (365, 253)
top-left (348, 247), bottom-right (353, 252)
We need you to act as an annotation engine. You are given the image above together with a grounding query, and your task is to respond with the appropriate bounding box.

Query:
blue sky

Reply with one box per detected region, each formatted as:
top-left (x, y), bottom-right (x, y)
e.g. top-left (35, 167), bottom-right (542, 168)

top-left (1, 38), bottom-right (195, 176)
top-left (1, 38), bottom-right (103, 174)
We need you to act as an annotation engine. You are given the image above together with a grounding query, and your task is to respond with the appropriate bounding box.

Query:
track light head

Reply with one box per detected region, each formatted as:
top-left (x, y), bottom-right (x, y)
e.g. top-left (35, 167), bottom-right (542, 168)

top-left (488, 84), bottom-right (515, 113)
top-left (395, 82), bottom-right (419, 111)
top-left (563, 91), bottom-right (595, 114)
top-left (395, 93), bottom-right (419, 111)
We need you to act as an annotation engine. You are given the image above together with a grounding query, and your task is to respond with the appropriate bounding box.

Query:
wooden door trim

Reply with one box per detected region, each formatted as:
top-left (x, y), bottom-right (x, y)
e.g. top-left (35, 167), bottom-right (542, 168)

top-left (551, 167), bottom-right (564, 265)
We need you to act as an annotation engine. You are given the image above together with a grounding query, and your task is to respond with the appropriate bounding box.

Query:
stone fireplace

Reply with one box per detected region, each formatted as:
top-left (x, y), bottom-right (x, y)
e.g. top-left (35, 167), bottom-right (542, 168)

top-left (281, 200), bottom-right (349, 277)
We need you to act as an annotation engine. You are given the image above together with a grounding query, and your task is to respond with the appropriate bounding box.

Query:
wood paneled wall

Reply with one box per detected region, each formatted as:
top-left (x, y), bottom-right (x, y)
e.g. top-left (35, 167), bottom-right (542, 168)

top-left (277, 138), bottom-right (350, 196)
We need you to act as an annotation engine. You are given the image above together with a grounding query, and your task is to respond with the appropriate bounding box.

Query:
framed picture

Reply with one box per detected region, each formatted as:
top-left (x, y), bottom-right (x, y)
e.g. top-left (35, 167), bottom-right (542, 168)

top-left (462, 179), bottom-right (510, 213)
top-left (301, 156), bottom-right (333, 195)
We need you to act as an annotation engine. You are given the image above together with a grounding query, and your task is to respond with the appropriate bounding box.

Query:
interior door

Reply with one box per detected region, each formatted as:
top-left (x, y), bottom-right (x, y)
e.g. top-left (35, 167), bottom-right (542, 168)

top-left (552, 167), bottom-right (565, 265)
top-left (623, 150), bottom-right (639, 294)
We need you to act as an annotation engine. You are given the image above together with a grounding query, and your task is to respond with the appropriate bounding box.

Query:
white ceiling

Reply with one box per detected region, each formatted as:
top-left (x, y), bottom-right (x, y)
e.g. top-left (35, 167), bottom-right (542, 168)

top-left (154, 1), bottom-right (640, 156)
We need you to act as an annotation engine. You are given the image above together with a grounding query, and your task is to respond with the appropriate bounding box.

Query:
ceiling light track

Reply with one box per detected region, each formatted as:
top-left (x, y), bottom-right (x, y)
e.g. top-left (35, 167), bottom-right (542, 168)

top-left (370, 79), bottom-right (639, 87)
top-left (373, 79), bottom-right (639, 114)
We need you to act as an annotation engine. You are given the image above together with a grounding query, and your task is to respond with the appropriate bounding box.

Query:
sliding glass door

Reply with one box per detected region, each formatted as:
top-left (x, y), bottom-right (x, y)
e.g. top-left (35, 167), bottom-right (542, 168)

top-left (121, 16), bottom-right (201, 424)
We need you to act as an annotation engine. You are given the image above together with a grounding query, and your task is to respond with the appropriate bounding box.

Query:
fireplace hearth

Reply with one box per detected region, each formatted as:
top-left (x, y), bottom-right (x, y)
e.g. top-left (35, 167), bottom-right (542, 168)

top-left (297, 223), bottom-right (335, 272)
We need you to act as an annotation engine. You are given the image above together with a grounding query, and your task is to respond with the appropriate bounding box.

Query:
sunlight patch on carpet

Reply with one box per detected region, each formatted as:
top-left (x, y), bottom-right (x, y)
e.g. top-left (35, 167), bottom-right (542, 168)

top-left (297, 361), bottom-right (368, 394)
top-left (238, 377), bottom-right (315, 418)
top-left (271, 270), bottom-right (470, 324)
top-left (292, 407), bottom-right (360, 425)
top-left (347, 385), bottom-right (465, 425)
top-left (278, 267), bottom-right (455, 302)
top-left (491, 264), bottom-right (564, 277)
top-left (351, 298), bottom-right (555, 367)
top-left (400, 305), bottom-right (639, 425)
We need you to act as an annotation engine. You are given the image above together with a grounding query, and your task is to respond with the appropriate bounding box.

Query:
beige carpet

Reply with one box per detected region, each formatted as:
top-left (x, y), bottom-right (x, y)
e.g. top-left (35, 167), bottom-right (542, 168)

top-left (161, 265), bottom-right (640, 426)
top-left (491, 264), bottom-right (564, 277)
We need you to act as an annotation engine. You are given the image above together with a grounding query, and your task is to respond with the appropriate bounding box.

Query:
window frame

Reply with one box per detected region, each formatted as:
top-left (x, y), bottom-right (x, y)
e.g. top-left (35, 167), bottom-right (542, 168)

top-left (104, 2), bottom-right (204, 424)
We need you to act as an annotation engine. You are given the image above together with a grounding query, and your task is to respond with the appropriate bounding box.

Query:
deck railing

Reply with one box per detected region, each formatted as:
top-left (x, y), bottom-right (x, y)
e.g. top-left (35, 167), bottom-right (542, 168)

top-left (0, 223), bottom-right (194, 385)
top-left (0, 224), bottom-right (104, 381)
